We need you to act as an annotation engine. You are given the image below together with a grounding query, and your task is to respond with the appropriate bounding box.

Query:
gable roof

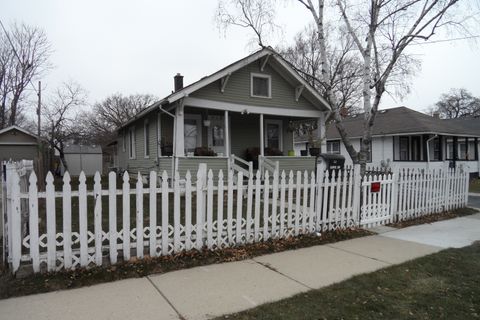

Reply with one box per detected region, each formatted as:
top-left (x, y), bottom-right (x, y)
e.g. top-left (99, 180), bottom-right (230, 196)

top-left (326, 107), bottom-right (480, 139)
top-left (119, 47), bottom-right (331, 129)
top-left (0, 125), bottom-right (39, 139)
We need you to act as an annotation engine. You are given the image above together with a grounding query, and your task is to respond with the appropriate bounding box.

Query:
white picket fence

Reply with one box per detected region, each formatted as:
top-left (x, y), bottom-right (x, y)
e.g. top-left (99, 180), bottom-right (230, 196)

top-left (3, 164), bottom-right (469, 273)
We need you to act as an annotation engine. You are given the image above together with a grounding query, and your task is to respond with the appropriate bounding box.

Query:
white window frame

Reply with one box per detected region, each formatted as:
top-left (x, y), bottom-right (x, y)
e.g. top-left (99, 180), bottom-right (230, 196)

top-left (144, 119), bottom-right (150, 158)
top-left (122, 130), bottom-right (126, 152)
top-left (264, 119), bottom-right (283, 151)
top-left (327, 140), bottom-right (341, 154)
top-left (157, 113), bottom-right (162, 157)
top-left (250, 73), bottom-right (272, 99)
top-left (128, 127), bottom-right (136, 159)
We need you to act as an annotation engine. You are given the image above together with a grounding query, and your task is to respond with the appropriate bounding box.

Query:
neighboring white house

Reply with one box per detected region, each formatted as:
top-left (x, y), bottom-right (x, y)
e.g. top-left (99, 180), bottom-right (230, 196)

top-left (325, 107), bottom-right (480, 176)
top-left (63, 145), bottom-right (103, 176)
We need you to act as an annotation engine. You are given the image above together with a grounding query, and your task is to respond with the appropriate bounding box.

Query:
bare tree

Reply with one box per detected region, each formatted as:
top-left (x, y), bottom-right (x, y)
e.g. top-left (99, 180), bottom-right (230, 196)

top-left (216, 0), bottom-right (475, 172)
top-left (81, 93), bottom-right (157, 146)
top-left (216, 0), bottom-right (279, 47)
top-left (278, 24), bottom-right (362, 116)
top-left (43, 81), bottom-right (87, 172)
top-left (432, 88), bottom-right (480, 119)
top-left (0, 22), bottom-right (52, 127)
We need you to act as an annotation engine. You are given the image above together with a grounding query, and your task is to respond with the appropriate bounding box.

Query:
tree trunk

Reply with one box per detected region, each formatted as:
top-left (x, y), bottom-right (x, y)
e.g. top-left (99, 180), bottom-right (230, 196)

top-left (9, 93), bottom-right (21, 126)
top-left (59, 149), bottom-right (68, 173)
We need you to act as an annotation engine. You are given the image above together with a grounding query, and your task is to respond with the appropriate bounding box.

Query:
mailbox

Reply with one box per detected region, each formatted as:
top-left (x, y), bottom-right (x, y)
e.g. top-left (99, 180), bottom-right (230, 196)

top-left (371, 182), bottom-right (381, 192)
top-left (317, 154), bottom-right (345, 172)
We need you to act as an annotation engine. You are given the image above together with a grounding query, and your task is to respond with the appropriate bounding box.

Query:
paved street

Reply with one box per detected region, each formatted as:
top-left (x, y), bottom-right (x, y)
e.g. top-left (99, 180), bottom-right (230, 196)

top-left (469, 193), bottom-right (480, 209)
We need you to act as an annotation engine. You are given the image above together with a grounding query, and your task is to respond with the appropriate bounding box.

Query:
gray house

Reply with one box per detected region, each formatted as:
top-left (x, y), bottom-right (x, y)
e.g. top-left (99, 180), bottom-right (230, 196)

top-left (116, 47), bottom-right (331, 179)
top-left (0, 125), bottom-right (40, 162)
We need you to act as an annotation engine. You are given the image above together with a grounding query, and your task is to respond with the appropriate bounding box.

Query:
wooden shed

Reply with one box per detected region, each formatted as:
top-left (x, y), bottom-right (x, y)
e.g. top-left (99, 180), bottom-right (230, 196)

top-left (0, 125), bottom-right (40, 162)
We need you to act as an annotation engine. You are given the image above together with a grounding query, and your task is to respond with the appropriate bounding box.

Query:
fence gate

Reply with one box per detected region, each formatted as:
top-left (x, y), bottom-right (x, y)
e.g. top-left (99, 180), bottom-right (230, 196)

top-left (359, 172), bottom-right (396, 228)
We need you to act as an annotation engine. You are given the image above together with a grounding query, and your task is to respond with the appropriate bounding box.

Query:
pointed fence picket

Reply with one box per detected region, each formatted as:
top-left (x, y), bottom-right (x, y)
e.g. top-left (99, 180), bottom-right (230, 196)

top-left (3, 163), bottom-right (470, 274)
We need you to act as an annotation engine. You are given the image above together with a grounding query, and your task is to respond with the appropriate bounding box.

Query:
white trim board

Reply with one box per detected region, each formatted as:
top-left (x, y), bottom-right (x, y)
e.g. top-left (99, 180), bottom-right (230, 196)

top-left (250, 73), bottom-right (272, 99)
top-left (0, 125), bottom-right (38, 138)
top-left (0, 142), bottom-right (37, 146)
top-left (183, 97), bottom-right (323, 118)
top-left (327, 132), bottom-right (480, 140)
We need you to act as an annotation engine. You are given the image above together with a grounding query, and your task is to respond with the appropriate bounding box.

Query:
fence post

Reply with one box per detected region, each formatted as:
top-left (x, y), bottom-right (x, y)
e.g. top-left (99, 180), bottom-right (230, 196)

top-left (351, 164), bottom-right (362, 227)
top-left (390, 168), bottom-right (399, 222)
top-left (5, 163), bottom-right (14, 267)
top-left (9, 170), bottom-right (21, 273)
top-left (315, 162), bottom-right (325, 232)
top-left (445, 169), bottom-right (451, 211)
top-left (463, 169), bottom-right (469, 207)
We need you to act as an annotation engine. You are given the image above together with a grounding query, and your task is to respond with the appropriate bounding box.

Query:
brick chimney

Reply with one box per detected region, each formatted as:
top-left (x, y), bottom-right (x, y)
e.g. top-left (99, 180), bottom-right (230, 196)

top-left (432, 111), bottom-right (440, 119)
top-left (174, 73), bottom-right (183, 92)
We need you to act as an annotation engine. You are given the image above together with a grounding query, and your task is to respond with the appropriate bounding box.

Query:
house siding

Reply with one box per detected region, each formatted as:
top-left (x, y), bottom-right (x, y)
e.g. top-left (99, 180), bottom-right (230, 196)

top-left (264, 156), bottom-right (316, 174)
top-left (0, 145), bottom-right (37, 161)
top-left (191, 62), bottom-right (318, 111)
top-left (176, 157), bottom-right (229, 179)
top-left (118, 112), bottom-right (160, 174)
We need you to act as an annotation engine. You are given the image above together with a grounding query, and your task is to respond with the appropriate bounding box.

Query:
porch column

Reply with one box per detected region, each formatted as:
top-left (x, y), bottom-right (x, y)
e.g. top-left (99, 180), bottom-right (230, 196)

top-left (318, 112), bottom-right (326, 153)
top-left (175, 102), bottom-right (185, 157)
top-left (224, 110), bottom-right (230, 156)
top-left (260, 113), bottom-right (264, 156)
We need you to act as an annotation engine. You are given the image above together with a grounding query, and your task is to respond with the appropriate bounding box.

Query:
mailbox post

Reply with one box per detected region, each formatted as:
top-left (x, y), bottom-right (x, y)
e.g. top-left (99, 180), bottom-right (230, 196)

top-left (316, 154), bottom-right (345, 174)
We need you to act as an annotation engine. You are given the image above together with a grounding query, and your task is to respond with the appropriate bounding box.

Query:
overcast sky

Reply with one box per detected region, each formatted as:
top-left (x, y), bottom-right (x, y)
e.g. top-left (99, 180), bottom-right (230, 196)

top-left (2, 0), bottom-right (479, 114)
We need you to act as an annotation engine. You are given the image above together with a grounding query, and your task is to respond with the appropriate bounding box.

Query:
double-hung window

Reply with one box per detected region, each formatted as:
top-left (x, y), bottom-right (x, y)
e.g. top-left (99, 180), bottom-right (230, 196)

top-left (129, 127), bottom-right (136, 159)
top-left (144, 119), bottom-right (150, 158)
top-left (326, 141), bottom-right (340, 154)
top-left (251, 73), bottom-right (271, 98)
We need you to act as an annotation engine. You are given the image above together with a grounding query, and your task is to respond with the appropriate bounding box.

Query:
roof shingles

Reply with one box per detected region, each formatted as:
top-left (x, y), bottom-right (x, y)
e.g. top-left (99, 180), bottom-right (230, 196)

top-left (326, 107), bottom-right (480, 139)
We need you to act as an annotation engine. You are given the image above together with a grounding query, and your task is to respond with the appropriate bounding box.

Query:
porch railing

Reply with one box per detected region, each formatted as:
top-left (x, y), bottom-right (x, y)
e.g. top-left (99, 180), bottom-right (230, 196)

top-left (230, 154), bottom-right (253, 178)
top-left (259, 155), bottom-right (279, 176)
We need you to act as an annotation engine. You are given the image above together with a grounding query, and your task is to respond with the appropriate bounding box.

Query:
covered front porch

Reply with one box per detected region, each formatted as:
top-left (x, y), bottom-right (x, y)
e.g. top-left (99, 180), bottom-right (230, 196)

top-left (157, 99), bottom-right (325, 179)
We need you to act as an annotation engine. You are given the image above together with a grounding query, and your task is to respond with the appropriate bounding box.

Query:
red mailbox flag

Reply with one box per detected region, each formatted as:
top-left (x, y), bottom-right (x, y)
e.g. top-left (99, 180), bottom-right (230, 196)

top-left (371, 182), bottom-right (381, 193)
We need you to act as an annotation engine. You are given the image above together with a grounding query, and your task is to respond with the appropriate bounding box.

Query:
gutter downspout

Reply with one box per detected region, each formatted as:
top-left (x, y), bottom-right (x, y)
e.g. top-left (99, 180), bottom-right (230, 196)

top-left (158, 105), bottom-right (176, 182)
top-left (426, 134), bottom-right (438, 171)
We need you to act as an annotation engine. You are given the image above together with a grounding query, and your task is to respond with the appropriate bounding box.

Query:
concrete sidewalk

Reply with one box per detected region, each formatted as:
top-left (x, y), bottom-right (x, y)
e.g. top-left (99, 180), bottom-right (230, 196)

top-left (1, 214), bottom-right (479, 320)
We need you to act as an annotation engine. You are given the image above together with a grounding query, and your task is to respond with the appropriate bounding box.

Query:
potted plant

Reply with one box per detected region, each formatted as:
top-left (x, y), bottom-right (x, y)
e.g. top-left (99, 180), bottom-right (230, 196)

top-left (194, 146), bottom-right (216, 156)
top-left (308, 136), bottom-right (322, 156)
top-left (288, 120), bottom-right (322, 157)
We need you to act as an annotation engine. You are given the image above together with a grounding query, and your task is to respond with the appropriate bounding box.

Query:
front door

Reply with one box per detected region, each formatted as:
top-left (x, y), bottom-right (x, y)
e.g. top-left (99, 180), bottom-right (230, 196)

top-left (207, 115), bottom-right (226, 156)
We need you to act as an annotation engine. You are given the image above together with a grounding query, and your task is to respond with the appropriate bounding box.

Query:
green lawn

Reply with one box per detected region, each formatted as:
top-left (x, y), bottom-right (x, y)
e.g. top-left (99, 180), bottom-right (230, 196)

top-left (219, 242), bottom-right (480, 320)
top-left (470, 178), bottom-right (480, 193)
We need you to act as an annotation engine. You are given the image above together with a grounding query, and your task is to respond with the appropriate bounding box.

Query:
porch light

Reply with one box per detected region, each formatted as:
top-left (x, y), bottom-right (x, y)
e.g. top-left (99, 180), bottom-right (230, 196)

top-left (203, 119), bottom-right (211, 127)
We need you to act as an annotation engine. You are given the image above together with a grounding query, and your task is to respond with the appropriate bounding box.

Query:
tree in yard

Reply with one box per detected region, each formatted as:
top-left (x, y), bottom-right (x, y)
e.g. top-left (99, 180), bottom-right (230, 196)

top-left (216, 0), bottom-right (476, 172)
top-left (278, 24), bottom-right (363, 117)
top-left (43, 81), bottom-right (88, 173)
top-left (433, 88), bottom-right (480, 119)
top-left (0, 22), bottom-right (52, 127)
top-left (81, 93), bottom-right (157, 146)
